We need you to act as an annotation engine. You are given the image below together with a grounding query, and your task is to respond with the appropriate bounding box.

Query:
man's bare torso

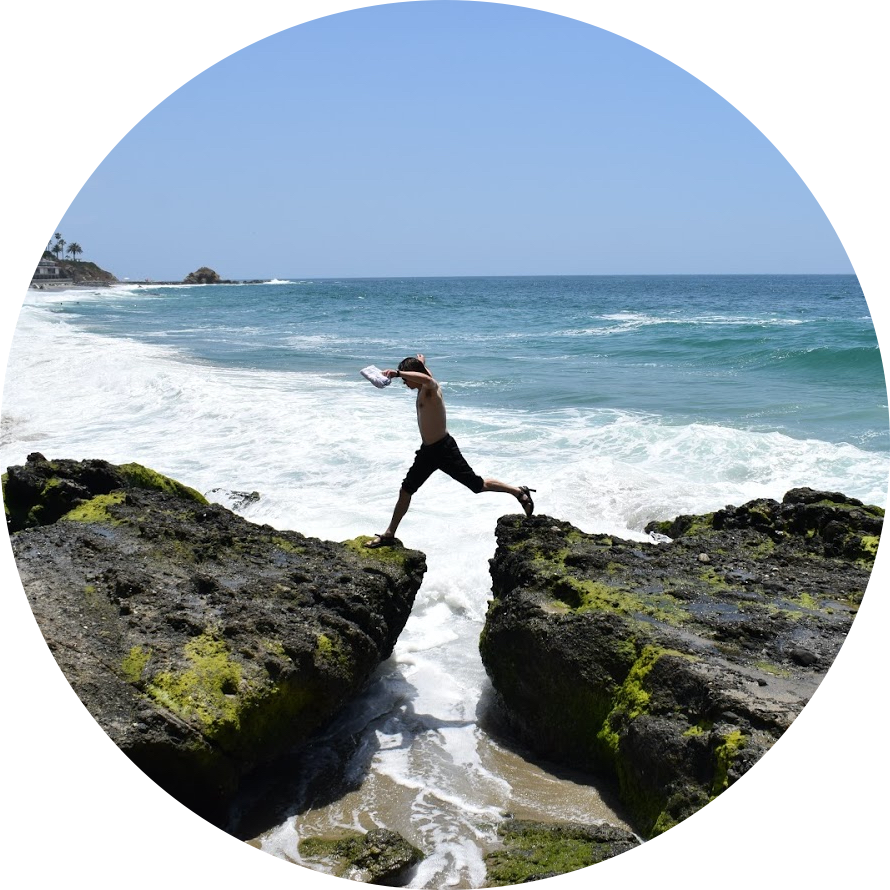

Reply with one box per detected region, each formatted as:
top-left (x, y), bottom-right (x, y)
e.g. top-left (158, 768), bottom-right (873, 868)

top-left (416, 381), bottom-right (448, 445)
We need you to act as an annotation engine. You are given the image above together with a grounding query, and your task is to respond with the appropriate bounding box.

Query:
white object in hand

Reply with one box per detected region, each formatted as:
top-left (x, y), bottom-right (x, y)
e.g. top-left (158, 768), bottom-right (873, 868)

top-left (360, 365), bottom-right (392, 388)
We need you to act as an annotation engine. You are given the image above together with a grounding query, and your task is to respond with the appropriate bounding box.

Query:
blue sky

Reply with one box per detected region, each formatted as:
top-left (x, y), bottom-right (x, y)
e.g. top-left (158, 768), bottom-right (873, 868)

top-left (56, 1), bottom-right (853, 279)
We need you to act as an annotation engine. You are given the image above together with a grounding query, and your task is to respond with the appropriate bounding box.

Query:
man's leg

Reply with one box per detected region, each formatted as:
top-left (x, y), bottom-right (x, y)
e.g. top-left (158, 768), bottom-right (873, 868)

top-left (383, 487), bottom-right (412, 537)
top-left (481, 478), bottom-right (535, 515)
top-left (480, 478), bottom-right (520, 496)
top-left (437, 437), bottom-right (535, 517)
top-left (365, 487), bottom-right (414, 547)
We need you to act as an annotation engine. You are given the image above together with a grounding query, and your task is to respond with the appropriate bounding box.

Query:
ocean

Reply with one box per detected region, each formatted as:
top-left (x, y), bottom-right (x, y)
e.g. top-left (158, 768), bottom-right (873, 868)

top-left (2, 274), bottom-right (887, 885)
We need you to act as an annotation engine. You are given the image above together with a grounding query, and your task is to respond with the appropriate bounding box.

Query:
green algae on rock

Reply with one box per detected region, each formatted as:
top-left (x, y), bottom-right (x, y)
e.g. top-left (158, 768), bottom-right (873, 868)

top-left (483, 819), bottom-right (638, 886)
top-left (2, 452), bottom-right (207, 533)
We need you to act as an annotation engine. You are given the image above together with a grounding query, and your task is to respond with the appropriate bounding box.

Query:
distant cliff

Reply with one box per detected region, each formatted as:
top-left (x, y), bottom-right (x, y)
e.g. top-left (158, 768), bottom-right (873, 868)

top-left (54, 259), bottom-right (118, 283)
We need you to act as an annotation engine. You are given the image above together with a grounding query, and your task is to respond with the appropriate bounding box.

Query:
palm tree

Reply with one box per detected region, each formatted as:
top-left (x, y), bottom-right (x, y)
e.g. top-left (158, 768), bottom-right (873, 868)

top-left (53, 237), bottom-right (66, 260)
top-left (66, 242), bottom-right (83, 261)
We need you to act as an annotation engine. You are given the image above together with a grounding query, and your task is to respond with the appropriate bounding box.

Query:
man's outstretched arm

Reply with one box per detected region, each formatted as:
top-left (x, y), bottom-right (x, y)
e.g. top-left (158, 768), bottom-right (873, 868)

top-left (384, 367), bottom-right (437, 389)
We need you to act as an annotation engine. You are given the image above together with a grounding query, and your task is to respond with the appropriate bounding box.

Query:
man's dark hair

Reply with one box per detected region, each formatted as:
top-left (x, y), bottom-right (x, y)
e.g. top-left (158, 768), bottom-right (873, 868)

top-left (398, 356), bottom-right (430, 376)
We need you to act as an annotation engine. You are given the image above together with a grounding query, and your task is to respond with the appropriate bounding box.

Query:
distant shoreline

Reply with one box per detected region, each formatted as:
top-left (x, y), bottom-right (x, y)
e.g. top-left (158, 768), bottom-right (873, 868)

top-left (29, 278), bottom-right (269, 290)
top-left (29, 280), bottom-right (114, 290)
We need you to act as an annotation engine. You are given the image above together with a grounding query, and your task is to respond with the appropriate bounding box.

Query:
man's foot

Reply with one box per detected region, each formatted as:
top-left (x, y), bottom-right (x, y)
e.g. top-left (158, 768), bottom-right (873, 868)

top-left (517, 486), bottom-right (536, 517)
top-left (364, 534), bottom-right (397, 549)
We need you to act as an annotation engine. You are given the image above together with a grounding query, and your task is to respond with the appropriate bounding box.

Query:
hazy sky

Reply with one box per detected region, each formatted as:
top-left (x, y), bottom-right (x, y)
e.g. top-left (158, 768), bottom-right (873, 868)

top-left (56, 0), bottom-right (853, 280)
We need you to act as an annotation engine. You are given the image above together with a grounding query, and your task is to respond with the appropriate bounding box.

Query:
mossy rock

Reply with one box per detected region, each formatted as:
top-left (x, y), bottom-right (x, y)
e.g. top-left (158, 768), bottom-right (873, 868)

top-left (484, 819), bottom-right (638, 886)
top-left (482, 490), bottom-right (879, 838)
top-left (299, 828), bottom-right (424, 883)
top-left (3, 453), bottom-right (207, 533)
top-left (183, 266), bottom-right (221, 284)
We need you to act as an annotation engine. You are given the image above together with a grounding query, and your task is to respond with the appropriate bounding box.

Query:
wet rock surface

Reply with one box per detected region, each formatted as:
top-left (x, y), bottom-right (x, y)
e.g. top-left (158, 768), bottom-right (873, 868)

top-left (480, 489), bottom-right (880, 838)
top-left (299, 828), bottom-right (425, 884)
top-left (5, 454), bottom-right (426, 824)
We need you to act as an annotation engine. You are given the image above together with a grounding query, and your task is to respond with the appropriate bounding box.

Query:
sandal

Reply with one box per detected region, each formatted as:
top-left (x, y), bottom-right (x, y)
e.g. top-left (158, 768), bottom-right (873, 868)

top-left (364, 534), bottom-right (397, 549)
top-left (517, 486), bottom-right (536, 518)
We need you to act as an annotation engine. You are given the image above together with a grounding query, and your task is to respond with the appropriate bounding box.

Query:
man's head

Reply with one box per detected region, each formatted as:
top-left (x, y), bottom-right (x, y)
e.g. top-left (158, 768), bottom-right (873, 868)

top-left (398, 356), bottom-right (430, 376)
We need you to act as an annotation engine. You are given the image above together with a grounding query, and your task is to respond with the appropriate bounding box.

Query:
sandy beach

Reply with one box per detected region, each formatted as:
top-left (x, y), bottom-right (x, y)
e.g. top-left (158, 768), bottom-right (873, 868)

top-left (30, 281), bottom-right (113, 289)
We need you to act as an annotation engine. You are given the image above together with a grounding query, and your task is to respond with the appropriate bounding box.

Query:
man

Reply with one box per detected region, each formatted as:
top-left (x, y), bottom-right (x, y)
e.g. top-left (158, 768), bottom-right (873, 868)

top-left (365, 353), bottom-right (535, 548)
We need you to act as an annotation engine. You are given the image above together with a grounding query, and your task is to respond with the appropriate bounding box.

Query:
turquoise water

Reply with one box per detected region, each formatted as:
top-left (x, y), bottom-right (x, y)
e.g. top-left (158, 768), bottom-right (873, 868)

top-left (58, 274), bottom-right (887, 450)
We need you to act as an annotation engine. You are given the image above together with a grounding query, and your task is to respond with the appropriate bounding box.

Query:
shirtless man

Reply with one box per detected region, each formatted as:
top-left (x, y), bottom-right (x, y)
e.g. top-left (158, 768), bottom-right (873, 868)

top-left (365, 353), bottom-right (535, 548)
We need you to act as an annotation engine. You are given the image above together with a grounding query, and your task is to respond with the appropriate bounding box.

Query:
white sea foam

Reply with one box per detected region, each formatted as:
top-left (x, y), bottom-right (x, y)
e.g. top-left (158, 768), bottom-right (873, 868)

top-left (4, 300), bottom-right (887, 887)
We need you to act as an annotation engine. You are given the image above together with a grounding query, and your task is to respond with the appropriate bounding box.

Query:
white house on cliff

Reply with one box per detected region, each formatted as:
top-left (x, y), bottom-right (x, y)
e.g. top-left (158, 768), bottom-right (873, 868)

top-left (31, 258), bottom-right (66, 283)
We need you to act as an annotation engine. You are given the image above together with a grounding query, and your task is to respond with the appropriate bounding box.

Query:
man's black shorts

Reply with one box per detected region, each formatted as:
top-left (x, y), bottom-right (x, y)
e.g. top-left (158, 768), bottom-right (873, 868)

top-left (401, 434), bottom-right (485, 495)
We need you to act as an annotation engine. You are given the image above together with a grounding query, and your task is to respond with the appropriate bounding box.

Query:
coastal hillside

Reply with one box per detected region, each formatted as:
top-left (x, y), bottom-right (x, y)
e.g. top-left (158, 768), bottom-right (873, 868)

top-left (53, 258), bottom-right (118, 283)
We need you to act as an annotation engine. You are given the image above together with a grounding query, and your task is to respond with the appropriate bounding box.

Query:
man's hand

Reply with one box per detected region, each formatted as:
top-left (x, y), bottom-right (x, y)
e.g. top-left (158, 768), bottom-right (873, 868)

top-left (383, 369), bottom-right (399, 379)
